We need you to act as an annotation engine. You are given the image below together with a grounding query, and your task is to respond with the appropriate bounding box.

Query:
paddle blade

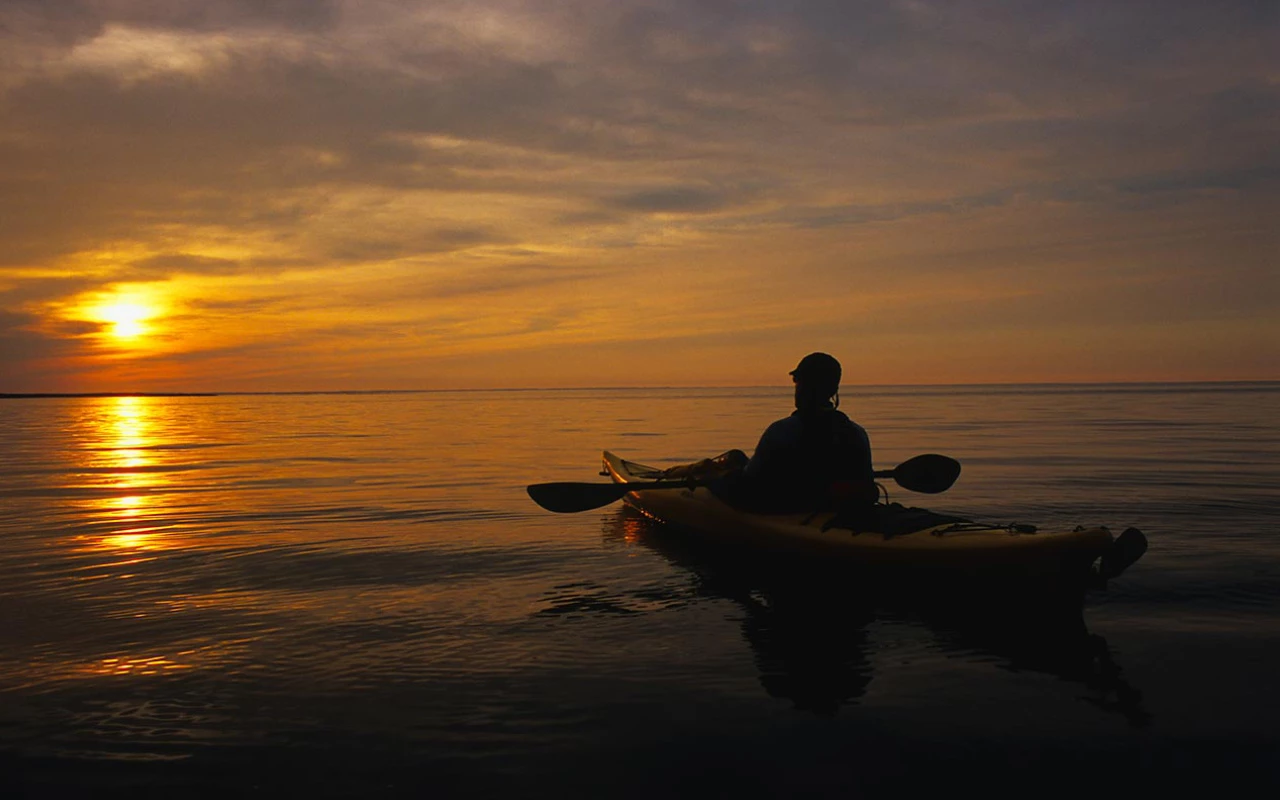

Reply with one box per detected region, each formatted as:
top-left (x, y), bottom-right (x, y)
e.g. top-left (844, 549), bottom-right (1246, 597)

top-left (890, 453), bottom-right (961, 494)
top-left (527, 481), bottom-right (632, 513)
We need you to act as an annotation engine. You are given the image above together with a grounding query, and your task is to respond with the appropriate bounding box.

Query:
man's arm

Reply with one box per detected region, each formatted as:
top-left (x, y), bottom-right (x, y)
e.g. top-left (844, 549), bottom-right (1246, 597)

top-left (744, 418), bottom-right (799, 478)
top-left (834, 420), bottom-right (877, 505)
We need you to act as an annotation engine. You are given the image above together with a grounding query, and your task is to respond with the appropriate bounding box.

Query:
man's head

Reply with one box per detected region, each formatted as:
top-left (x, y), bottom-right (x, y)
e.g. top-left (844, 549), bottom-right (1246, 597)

top-left (790, 352), bottom-right (842, 409)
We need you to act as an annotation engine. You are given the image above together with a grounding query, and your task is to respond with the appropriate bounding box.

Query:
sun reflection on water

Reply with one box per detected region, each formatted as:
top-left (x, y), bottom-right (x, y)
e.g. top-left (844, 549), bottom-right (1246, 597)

top-left (110, 495), bottom-right (145, 516)
top-left (86, 396), bottom-right (170, 552)
top-left (102, 529), bottom-right (164, 551)
top-left (91, 654), bottom-right (194, 676)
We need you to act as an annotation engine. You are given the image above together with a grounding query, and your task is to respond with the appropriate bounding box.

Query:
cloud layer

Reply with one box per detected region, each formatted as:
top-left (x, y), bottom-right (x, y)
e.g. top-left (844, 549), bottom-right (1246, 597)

top-left (1, 0), bottom-right (1276, 390)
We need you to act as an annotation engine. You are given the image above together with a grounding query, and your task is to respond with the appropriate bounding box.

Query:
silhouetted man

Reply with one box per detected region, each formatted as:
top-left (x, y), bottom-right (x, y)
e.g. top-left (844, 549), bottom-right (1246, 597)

top-left (737, 352), bottom-right (875, 513)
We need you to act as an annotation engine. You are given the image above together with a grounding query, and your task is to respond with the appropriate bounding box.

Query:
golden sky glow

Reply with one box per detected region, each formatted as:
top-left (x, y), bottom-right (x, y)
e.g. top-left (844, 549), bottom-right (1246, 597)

top-left (0, 1), bottom-right (1275, 391)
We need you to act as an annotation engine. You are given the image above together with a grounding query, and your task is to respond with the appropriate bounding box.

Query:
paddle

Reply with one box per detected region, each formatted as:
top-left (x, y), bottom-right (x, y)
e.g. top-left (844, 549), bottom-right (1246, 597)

top-left (527, 453), bottom-right (961, 513)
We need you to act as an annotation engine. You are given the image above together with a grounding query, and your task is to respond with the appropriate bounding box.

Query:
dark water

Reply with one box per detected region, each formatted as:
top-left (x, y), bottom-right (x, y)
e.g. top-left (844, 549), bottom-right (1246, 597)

top-left (1, 384), bottom-right (1277, 796)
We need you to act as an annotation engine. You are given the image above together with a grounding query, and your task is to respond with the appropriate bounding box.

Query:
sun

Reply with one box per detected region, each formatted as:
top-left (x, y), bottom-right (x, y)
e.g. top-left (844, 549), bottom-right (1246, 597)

top-left (83, 288), bottom-right (163, 342)
top-left (101, 300), bottom-right (151, 338)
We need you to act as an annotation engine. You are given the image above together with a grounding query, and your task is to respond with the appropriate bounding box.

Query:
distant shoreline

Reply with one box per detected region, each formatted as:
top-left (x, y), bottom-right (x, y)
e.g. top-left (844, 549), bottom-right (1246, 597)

top-left (2, 380), bottom-right (1276, 399)
top-left (0, 392), bottom-right (221, 399)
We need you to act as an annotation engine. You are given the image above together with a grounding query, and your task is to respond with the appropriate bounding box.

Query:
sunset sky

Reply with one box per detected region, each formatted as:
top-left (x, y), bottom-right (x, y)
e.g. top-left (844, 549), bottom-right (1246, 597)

top-left (1, 0), bottom-right (1275, 392)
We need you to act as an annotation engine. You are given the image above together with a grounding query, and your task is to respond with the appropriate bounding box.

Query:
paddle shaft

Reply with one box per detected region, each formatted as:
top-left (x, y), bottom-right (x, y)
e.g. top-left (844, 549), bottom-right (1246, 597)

top-left (527, 453), bottom-right (960, 513)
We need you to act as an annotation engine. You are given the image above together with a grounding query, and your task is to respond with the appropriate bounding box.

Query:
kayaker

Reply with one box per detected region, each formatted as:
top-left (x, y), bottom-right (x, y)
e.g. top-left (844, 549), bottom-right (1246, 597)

top-left (670, 353), bottom-right (876, 514)
top-left (740, 352), bottom-right (876, 513)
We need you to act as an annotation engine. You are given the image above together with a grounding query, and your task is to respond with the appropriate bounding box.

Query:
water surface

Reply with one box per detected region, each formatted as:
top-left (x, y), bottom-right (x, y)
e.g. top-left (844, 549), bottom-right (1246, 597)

top-left (1, 384), bottom-right (1277, 795)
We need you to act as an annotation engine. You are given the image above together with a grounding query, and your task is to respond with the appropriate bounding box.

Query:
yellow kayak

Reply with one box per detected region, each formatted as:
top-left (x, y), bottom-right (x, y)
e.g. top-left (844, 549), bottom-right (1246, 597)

top-left (603, 450), bottom-right (1144, 585)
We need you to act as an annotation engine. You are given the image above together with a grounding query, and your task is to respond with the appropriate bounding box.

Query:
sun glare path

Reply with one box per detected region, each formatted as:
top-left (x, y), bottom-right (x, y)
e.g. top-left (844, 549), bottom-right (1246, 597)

top-left (77, 396), bottom-right (175, 554)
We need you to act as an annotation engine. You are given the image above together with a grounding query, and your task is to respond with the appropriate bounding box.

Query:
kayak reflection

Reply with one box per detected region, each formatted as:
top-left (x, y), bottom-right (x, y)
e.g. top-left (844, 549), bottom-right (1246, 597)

top-left (604, 507), bottom-right (1149, 726)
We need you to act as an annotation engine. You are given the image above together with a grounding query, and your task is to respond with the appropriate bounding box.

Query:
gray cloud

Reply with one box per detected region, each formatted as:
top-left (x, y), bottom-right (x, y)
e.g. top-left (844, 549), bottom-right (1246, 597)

top-left (610, 186), bottom-right (737, 213)
top-left (422, 263), bottom-right (595, 300)
top-left (0, 0), bottom-right (339, 45)
top-left (755, 189), bottom-right (1018, 230)
top-left (325, 227), bottom-right (512, 264)
top-left (0, 310), bottom-right (93, 390)
top-left (1113, 165), bottom-right (1280, 196)
top-left (123, 253), bottom-right (245, 278)
top-left (2, 0), bottom-right (1270, 250)
top-left (0, 275), bottom-right (105, 306)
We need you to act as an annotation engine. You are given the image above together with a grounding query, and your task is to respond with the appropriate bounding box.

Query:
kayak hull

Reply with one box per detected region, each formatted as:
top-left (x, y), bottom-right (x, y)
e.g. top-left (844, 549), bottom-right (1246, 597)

top-left (602, 451), bottom-right (1117, 587)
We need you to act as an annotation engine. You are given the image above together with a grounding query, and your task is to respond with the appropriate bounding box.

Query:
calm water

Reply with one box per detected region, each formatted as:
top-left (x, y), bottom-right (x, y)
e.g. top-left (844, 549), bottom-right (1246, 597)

top-left (1, 384), bottom-right (1277, 796)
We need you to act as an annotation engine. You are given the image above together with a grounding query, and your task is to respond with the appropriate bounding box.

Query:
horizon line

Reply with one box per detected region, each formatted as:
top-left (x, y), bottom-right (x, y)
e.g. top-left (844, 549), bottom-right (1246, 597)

top-left (3, 378), bottom-right (1278, 399)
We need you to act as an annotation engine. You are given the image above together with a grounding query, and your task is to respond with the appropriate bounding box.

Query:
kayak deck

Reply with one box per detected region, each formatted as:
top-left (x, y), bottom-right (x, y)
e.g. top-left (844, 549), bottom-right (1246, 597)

top-left (602, 451), bottom-right (1121, 583)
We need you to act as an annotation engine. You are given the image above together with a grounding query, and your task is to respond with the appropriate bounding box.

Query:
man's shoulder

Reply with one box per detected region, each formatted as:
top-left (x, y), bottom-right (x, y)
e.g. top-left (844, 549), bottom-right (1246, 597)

top-left (829, 409), bottom-right (865, 430)
top-left (830, 410), bottom-right (870, 446)
top-left (763, 415), bottom-right (804, 438)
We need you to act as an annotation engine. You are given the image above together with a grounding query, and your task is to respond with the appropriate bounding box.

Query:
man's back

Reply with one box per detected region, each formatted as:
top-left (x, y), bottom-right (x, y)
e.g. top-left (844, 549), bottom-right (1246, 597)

top-left (741, 408), bottom-right (873, 512)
